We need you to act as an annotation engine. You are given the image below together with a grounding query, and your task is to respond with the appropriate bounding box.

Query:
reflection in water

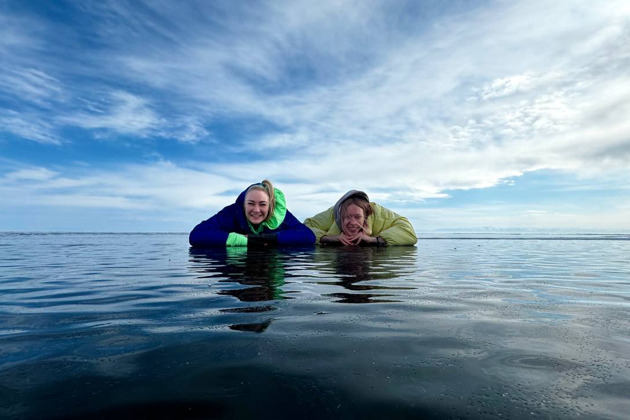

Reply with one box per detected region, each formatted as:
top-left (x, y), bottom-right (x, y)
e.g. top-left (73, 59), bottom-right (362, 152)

top-left (313, 246), bottom-right (418, 303)
top-left (229, 319), bottom-right (273, 333)
top-left (189, 246), bottom-right (419, 331)
top-left (189, 247), bottom-right (289, 303)
top-left (189, 247), bottom-right (313, 333)
top-left (325, 292), bottom-right (398, 304)
top-left (3, 234), bottom-right (630, 419)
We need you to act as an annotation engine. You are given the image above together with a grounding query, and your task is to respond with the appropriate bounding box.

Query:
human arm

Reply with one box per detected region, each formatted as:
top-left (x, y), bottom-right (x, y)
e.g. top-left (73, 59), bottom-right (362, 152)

top-left (322, 231), bottom-right (385, 246)
top-left (370, 204), bottom-right (418, 246)
top-left (273, 210), bottom-right (316, 246)
top-left (303, 207), bottom-right (337, 243)
top-left (189, 204), bottom-right (248, 247)
top-left (304, 206), bottom-right (387, 246)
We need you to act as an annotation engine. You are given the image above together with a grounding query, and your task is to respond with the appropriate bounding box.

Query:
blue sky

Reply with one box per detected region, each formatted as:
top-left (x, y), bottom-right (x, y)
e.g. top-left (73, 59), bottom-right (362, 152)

top-left (1, 0), bottom-right (629, 232)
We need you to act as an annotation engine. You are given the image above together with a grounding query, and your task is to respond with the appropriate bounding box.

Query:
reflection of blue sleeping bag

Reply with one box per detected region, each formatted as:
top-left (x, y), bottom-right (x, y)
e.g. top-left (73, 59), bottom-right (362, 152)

top-left (189, 185), bottom-right (316, 247)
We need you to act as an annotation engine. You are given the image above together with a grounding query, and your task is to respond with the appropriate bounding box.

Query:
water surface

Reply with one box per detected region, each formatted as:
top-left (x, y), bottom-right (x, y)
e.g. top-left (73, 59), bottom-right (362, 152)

top-left (1, 233), bottom-right (629, 419)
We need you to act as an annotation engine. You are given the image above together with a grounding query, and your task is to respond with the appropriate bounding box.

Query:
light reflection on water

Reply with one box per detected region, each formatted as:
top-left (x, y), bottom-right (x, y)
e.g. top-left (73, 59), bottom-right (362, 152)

top-left (0, 233), bottom-right (629, 419)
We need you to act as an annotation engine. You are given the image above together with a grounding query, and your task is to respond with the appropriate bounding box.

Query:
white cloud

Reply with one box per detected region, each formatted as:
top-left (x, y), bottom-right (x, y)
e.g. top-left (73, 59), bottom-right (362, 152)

top-left (2, 159), bottom-right (629, 232)
top-left (5, 167), bottom-right (58, 181)
top-left (37, 194), bottom-right (147, 210)
top-left (2, 0), bottom-right (630, 231)
top-left (0, 110), bottom-right (61, 144)
top-left (404, 202), bottom-right (630, 232)
top-left (477, 72), bottom-right (538, 100)
top-left (159, 116), bottom-right (212, 144)
top-left (61, 91), bottom-right (162, 135)
top-left (0, 162), bottom-right (240, 211)
top-left (0, 68), bottom-right (64, 106)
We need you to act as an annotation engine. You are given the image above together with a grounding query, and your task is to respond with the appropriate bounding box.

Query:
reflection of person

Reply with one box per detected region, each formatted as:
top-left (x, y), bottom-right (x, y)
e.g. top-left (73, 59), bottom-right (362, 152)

top-left (313, 246), bottom-right (419, 303)
top-left (189, 180), bottom-right (316, 247)
top-left (189, 247), bottom-right (287, 302)
top-left (189, 247), bottom-right (290, 333)
top-left (304, 190), bottom-right (417, 246)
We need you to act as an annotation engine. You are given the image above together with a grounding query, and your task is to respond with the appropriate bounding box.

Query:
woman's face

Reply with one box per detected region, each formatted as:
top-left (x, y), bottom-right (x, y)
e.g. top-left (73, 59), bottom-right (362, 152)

top-left (244, 189), bottom-right (270, 225)
top-left (342, 203), bottom-right (365, 235)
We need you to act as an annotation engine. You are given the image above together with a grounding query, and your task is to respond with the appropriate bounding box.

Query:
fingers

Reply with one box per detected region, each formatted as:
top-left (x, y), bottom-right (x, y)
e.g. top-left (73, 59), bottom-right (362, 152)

top-left (339, 235), bottom-right (354, 246)
top-left (340, 233), bottom-right (361, 246)
top-left (344, 232), bottom-right (373, 245)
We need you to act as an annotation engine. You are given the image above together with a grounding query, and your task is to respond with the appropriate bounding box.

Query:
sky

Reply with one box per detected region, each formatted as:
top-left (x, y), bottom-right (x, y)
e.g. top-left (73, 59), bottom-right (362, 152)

top-left (1, 0), bottom-right (629, 233)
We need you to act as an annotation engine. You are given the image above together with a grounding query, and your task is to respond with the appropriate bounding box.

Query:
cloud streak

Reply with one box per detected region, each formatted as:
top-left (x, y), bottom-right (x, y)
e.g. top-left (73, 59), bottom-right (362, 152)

top-left (1, 0), bottom-right (630, 231)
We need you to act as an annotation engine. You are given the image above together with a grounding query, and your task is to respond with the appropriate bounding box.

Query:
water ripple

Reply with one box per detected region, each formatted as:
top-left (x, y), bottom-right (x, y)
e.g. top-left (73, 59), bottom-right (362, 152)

top-left (1, 233), bottom-right (629, 419)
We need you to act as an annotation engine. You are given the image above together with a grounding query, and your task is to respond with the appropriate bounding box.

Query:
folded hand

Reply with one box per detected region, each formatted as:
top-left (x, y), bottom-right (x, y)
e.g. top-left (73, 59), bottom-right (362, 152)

top-left (339, 232), bottom-right (374, 246)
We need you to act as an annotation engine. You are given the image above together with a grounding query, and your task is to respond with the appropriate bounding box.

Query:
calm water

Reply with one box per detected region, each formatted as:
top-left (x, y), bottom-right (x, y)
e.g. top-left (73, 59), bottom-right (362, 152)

top-left (1, 232), bottom-right (629, 419)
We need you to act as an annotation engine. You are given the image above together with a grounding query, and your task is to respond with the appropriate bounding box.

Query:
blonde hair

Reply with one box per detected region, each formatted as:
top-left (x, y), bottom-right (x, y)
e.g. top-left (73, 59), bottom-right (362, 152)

top-left (244, 179), bottom-right (275, 223)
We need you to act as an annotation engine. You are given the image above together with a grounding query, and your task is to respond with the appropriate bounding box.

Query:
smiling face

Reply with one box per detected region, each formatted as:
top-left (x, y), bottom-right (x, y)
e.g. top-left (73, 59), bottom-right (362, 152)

top-left (244, 189), bottom-right (270, 226)
top-left (342, 203), bottom-right (365, 235)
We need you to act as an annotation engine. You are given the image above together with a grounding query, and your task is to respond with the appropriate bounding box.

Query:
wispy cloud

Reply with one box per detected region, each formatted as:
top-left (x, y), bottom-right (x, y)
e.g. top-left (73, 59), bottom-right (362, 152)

top-left (405, 203), bottom-right (630, 232)
top-left (0, 110), bottom-right (61, 144)
top-left (1, 162), bottom-right (238, 210)
top-left (60, 91), bottom-right (162, 136)
top-left (0, 68), bottom-right (64, 106)
top-left (3, 160), bottom-right (629, 232)
top-left (1, 0), bottom-right (630, 230)
top-left (5, 167), bottom-right (58, 181)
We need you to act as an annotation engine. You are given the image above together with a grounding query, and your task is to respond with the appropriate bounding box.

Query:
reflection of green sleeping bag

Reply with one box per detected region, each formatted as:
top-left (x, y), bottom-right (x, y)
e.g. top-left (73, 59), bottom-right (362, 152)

top-left (226, 246), bottom-right (248, 260)
top-left (226, 248), bottom-right (286, 300)
top-left (270, 264), bottom-right (286, 300)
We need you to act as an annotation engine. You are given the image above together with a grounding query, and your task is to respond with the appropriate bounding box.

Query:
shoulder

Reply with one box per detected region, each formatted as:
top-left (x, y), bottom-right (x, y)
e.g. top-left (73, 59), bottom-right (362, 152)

top-left (370, 202), bottom-right (391, 215)
top-left (370, 202), bottom-right (407, 222)
top-left (217, 202), bottom-right (242, 216)
top-left (304, 206), bottom-right (335, 222)
top-left (205, 202), bottom-right (246, 228)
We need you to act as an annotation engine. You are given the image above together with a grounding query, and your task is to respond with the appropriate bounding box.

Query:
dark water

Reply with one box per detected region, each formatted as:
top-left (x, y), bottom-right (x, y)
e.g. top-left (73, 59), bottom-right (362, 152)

top-left (1, 233), bottom-right (629, 419)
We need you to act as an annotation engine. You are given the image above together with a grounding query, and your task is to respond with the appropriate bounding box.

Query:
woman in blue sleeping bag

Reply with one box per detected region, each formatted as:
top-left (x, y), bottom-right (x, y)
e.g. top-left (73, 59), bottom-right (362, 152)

top-left (189, 180), bottom-right (316, 247)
